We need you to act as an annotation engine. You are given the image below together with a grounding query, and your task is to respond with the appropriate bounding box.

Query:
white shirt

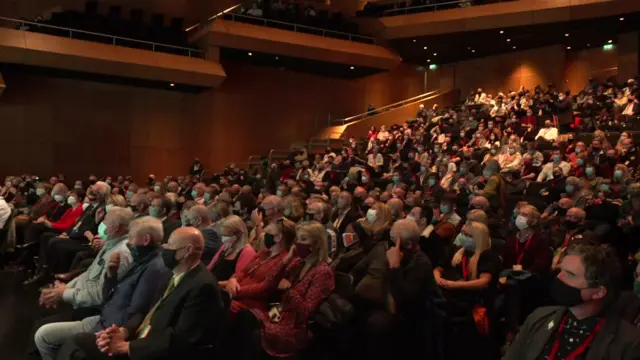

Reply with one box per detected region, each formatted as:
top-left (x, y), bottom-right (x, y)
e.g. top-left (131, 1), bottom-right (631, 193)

top-left (536, 161), bottom-right (571, 182)
top-left (0, 196), bottom-right (10, 229)
top-left (535, 127), bottom-right (558, 142)
top-left (367, 153), bottom-right (384, 168)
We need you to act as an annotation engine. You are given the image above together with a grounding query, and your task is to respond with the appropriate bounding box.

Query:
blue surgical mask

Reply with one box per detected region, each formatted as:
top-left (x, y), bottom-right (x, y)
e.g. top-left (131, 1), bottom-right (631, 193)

top-left (420, 166), bottom-right (426, 173)
top-left (105, 204), bottom-right (113, 213)
top-left (614, 170), bottom-right (623, 180)
top-left (427, 178), bottom-right (436, 186)
top-left (454, 233), bottom-right (475, 251)
top-left (126, 191), bottom-right (134, 200)
top-left (276, 190), bottom-right (283, 197)
top-left (577, 158), bottom-right (585, 166)
top-left (150, 207), bottom-right (162, 218)
top-left (552, 154), bottom-right (561, 163)
top-left (600, 184), bottom-right (610, 193)
top-left (565, 185), bottom-right (575, 194)
top-left (284, 208), bottom-right (291, 217)
top-left (392, 175), bottom-right (400, 183)
top-left (98, 222), bottom-right (109, 239)
top-left (585, 168), bottom-right (594, 177)
top-left (440, 204), bottom-right (450, 213)
top-left (204, 193), bottom-right (211, 202)
top-left (483, 170), bottom-right (492, 178)
top-left (459, 168), bottom-right (467, 175)
top-left (191, 190), bottom-right (198, 199)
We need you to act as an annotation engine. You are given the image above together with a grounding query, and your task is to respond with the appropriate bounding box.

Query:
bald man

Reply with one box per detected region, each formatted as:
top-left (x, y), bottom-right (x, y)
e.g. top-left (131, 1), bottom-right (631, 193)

top-left (386, 198), bottom-right (405, 221)
top-left (66, 227), bottom-right (224, 360)
top-left (550, 207), bottom-right (595, 250)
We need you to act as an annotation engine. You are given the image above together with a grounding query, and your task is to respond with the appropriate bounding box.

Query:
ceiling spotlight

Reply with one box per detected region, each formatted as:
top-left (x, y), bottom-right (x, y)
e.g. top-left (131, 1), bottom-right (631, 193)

top-left (423, 46), bottom-right (427, 50)
top-left (169, 83), bottom-right (175, 87)
top-left (412, 39), bottom-right (417, 42)
top-left (500, 30), bottom-right (504, 34)
top-left (427, 59), bottom-right (431, 62)
top-left (587, 43), bottom-right (591, 46)
top-left (248, 52), bottom-right (252, 56)
top-left (350, 66), bottom-right (355, 70)
top-left (472, 49), bottom-right (476, 53)
top-left (275, 56), bottom-right (279, 60)
top-left (513, 46), bottom-right (516, 49)
top-left (565, 33), bottom-right (569, 37)
top-left (620, 17), bottom-right (624, 21)
top-left (506, 38), bottom-right (511, 42)
top-left (566, 46), bottom-right (571, 49)
top-left (433, 53), bottom-right (437, 56)
top-left (608, 39), bottom-right (613, 43)
top-left (468, 47), bottom-right (471, 50)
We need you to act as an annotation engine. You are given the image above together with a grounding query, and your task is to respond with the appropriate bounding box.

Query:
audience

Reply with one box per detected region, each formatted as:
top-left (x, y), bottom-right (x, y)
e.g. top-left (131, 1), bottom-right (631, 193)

top-left (3, 78), bottom-right (640, 360)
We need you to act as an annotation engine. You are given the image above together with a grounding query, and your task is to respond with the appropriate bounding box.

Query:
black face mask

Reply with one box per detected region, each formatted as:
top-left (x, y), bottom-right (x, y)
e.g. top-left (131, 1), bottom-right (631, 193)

top-left (564, 219), bottom-right (580, 230)
top-left (555, 207), bottom-right (568, 217)
top-left (264, 233), bottom-right (276, 249)
top-left (128, 243), bottom-right (157, 262)
top-left (161, 247), bottom-right (183, 270)
top-left (550, 277), bottom-right (586, 307)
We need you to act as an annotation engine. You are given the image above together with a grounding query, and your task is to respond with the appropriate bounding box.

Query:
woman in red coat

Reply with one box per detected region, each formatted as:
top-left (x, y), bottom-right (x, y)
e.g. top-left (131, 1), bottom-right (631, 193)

top-left (227, 218), bottom-right (297, 315)
top-left (228, 221), bottom-right (335, 359)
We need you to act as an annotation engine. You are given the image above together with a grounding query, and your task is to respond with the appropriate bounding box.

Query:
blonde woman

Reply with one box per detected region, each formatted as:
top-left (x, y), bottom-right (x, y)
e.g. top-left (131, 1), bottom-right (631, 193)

top-left (498, 144), bottom-right (522, 172)
top-left (207, 215), bottom-right (256, 285)
top-left (228, 221), bottom-right (334, 359)
top-left (434, 221), bottom-right (499, 298)
top-left (345, 202), bottom-right (392, 253)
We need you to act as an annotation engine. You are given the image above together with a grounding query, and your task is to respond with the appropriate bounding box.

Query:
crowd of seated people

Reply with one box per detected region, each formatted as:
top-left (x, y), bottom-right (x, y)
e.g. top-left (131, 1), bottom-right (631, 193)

top-left (2, 78), bottom-right (640, 360)
top-left (230, 0), bottom-right (366, 42)
top-left (16, 1), bottom-right (195, 56)
top-left (357, 0), bottom-right (505, 17)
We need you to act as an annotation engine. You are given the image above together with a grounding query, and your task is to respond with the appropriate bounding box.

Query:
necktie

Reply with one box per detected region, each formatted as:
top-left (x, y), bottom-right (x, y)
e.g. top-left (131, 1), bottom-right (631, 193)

top-left (136, 275), bottom-right (179, 339)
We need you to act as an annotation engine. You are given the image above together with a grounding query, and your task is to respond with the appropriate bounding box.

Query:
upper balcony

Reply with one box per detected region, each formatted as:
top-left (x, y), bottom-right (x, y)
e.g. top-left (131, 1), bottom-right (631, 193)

top-left (356, 0), bottom-right (640, 40)
top-left (0, 16), bottom-right (225, 90)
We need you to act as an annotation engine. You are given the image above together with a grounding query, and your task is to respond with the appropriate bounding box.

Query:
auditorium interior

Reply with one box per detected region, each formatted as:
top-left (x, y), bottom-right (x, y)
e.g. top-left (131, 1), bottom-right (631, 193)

top-left (1, 0), bottom-right (640, 359)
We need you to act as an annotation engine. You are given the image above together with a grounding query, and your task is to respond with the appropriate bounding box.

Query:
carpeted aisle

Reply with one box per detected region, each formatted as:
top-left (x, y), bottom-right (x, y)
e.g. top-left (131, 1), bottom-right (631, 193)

top-left (0, 269), bottom-right (42, 360)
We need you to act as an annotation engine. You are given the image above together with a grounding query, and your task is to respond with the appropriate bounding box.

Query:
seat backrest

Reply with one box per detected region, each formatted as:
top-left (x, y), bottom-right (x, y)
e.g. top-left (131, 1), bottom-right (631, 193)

top-left (333, 271), bottom-right (353, 298)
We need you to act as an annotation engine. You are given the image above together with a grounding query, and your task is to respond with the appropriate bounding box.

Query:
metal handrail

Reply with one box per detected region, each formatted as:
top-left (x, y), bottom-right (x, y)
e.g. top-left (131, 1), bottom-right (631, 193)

top-left (382, 0), bottom-right (512, 16)
top-left (332, 90), bottom-right (439, 125)
top-left (185, 3), bottom-right (244, 32)
top-left (268, 149), bottom-right (290, 165)
top-left (0, 16), bottom-right (204, 57)
top-left (226, 13), bottom-right (375, 43)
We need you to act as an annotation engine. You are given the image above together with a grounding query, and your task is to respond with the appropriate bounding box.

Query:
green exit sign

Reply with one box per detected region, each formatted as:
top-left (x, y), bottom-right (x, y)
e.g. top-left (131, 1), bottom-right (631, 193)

top-left (603, 44), bottom-right (614, 51)
top-left (429, 64), bottom-right (438, 71)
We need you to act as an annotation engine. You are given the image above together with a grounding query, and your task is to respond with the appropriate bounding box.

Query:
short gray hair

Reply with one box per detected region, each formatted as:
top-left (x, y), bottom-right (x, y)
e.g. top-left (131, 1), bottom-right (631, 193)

top-left (390, 219), bottom-right (420, 247)
top-left (94, 181), bottom-right (112, 198)
top-left (129, 216), bottom-right (164, 246)
top-left (566, 244), bottom-right (621, 308)
top-left (107, 206), bottom-right (134, 229)
top-left (189, 205), bottom-right (211, 221)
top-left (263, 195), bottom-right (285, 212)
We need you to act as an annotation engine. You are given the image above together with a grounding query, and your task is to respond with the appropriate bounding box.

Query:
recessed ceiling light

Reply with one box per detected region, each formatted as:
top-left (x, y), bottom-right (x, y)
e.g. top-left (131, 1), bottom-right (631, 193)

top-left (427, 59), bottom-right (431, 62)
top-left (471, 49), bottom-right (476, 53)
top-left (433, 53), bottom-right (437, 56)
top-left (620, 17), bottom-right (624, 21)
top-left (169, 83), bottom-right (175, 87)
top-left (513, 46), bottom-right (516, 49)
top-left (565, 33), bottom-right (569, 37)
top-left (507, 38), bottom-right (511, 42)
top-left (275, 56), bottom-right (279, 60)
top-left (412, 39), bottom-right (416, 42)
top-left (566, 46), bottom-right (571, 49)
top-left (423, 46), bottom-right (427, 50)
top-left (587, 43), bottom-right (591, 46)
top-left (500, 30), bottom-right (504, 34)
top-left (248, 52), bottom-right (252, 56)
top-left (468, 47), bottom-right (471, 50)
top-left (608, 40), bottom-right (613, 43)
top-left (350, 66), bottom-right (355, 70)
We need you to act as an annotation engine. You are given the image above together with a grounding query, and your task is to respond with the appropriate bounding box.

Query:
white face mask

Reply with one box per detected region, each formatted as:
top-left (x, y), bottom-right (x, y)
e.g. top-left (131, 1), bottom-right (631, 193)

top-left (67, 196), bottom-right (77, 206)
top-left (221, 235), bottom-right (236, 244)
top-left (154, 186), bottom-right (161, 192)
top-left (366, 209), bottom-right (377, 224)
top-left (82, 203), bottom-right (90, 211)
top-left (515, 215), bottom-right (529, 230)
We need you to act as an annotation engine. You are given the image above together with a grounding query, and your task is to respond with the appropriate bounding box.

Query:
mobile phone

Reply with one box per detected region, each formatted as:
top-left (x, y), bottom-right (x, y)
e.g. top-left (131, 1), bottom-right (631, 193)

top-left (342, 233), bottom-right (358, 248)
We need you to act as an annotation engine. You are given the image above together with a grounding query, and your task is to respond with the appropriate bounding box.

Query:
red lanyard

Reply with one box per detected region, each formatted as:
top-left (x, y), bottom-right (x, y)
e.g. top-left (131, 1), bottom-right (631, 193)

top-left (461, 255), bottom-right (469, 280)
top-left (515, 234), bottom-right (533, 265)
top-left (548, 315), bottom-right (605, 360)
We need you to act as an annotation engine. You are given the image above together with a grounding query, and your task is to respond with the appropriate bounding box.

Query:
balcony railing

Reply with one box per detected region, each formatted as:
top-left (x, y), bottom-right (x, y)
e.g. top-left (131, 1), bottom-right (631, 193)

top-left (223, 13), bottom-right (376, 44)
top-left (0, 16), bottom-right (206, 59)
top-left (381, 0), bottom-right (515, 17)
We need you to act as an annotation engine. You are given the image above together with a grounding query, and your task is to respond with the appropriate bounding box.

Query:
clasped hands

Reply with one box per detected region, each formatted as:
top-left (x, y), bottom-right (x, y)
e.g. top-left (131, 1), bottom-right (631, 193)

top-left (95, 325), bottom-right (130, 356)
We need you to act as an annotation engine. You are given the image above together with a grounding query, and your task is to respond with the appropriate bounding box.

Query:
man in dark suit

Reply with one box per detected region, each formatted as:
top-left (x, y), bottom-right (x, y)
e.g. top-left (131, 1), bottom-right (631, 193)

top-left (332, 191), bottom-right (359, 237)
top-left (504, 244), bottom-right (640, 360)
top-left (149, 195), bottom-right (181, 243)
top-left (62, 226), bottom-right (224, 360)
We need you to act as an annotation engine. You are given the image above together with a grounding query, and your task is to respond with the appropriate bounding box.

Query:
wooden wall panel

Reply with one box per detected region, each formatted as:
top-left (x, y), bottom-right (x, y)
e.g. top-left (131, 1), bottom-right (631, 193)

top-left (618, 32), bottom-right (639, 85)
top-left (564, 46), bottom-right (618, 94)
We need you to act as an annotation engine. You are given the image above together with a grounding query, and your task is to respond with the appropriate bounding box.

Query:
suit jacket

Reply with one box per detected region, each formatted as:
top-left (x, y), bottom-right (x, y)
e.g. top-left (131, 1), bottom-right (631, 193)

top-left (161, 218), bottom-right (182, 243)
top-left (503, 306), bottom-right (640, 360)
top-left (333, 208), bottom-right (358, 236)
top-left (68, 203), bottom-right (104, 239)
top-left (124, 263), bottom-right (224, 360)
